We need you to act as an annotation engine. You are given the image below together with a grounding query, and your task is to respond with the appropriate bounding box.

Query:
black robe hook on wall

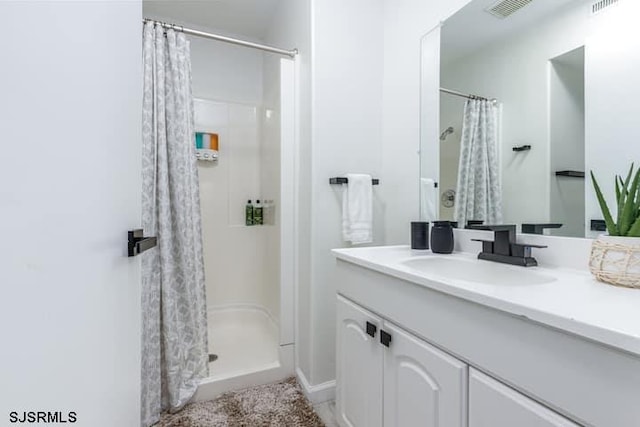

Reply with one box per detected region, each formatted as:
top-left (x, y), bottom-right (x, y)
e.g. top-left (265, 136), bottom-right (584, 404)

top-left (128, 229), bottom-right (157, 257)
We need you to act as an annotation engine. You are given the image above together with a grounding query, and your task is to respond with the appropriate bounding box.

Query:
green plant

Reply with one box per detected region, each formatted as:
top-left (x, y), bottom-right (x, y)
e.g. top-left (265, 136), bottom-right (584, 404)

top-left (591, 164), bottom-right (640, 237)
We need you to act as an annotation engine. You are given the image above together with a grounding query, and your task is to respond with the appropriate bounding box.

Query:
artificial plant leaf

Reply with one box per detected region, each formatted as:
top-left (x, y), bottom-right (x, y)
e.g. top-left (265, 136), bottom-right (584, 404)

top-left (619, 166), bottom-right (640, 236)
top-left (617, 175), bottom-right (627, 227)
top-left (627, 215), bottom-right (640, 237)
top-left (624, 164), bottom-right (634, 190)
top-left (618, 165), bottom-right (634, 227)
top-left (635, 177), bottom-right (640, 214)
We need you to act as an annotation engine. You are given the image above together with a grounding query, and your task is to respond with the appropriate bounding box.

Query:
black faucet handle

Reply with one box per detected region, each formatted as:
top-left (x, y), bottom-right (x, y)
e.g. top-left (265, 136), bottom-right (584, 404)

top-left (511, 243), bottom-right (548, 258)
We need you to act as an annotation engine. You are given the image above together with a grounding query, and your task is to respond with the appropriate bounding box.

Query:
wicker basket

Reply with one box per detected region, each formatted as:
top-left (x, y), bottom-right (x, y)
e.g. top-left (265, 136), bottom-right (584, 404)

top-left (589, 235), bottom-right (640, 289)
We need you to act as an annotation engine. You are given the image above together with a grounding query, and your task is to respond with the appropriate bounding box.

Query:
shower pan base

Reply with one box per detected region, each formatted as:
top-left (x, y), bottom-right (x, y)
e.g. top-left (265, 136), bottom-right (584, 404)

top-left (193, 305), bottom-right (294, 403)
top-left (207, 306), bottom-right (279, 380)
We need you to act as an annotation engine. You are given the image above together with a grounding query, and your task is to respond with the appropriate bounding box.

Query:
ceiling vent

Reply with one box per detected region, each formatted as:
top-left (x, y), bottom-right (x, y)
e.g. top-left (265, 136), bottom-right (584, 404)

top-left (485, 0), bottom-right (534, 19)
top-left (591, 0), bottom-right (619, 15)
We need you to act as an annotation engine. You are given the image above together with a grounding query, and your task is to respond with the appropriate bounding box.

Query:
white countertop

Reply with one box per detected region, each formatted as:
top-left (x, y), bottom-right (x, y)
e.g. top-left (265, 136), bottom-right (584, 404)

top-left (332, 245), bottom-right (640, 357)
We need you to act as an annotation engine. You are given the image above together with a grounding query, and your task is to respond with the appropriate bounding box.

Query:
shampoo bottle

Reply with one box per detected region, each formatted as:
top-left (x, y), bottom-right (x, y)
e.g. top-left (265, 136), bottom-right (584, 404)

top-left (245, 200), bottom-right (254, 226)
top-left (253, 200), bottom-right (263, 225)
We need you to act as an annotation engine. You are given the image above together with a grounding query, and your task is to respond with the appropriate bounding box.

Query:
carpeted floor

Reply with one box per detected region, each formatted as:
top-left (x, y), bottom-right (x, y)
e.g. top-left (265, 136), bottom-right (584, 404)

top-left (156, 377), bottom-right (325, 427)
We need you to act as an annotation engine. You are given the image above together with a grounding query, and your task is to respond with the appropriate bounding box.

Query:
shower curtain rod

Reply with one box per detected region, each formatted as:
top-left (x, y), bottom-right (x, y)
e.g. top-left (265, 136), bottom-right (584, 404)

top-left (143, 19), bottom-right (298, 58)
top-left (440, 87), bottom-right (497, 103)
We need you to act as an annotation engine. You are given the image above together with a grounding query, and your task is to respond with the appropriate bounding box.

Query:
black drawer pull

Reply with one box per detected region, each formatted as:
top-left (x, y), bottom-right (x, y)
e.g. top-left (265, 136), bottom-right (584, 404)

top-left (380, 330), bottom-right (392, 348)
top-left (366, 321), bottom-right (377, 338)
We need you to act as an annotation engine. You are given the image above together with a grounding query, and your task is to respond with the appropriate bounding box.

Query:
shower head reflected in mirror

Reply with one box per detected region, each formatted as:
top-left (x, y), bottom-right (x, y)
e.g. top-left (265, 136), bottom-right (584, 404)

top-left (440, 126), bottom-right (454, 141)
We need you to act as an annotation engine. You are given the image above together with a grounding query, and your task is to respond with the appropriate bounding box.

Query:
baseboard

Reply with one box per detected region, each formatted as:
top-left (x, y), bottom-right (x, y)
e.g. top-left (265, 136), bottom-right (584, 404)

top-left (296, 368), bottom-right (336, 405)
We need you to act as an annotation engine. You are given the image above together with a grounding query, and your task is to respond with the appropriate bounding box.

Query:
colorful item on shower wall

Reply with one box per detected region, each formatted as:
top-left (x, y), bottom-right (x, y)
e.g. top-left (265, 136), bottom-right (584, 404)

top-left (195, 132), bottom-right (219, 150)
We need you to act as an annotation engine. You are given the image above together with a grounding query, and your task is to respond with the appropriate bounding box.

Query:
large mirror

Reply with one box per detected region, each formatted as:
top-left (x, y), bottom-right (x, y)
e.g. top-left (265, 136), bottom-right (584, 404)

top-left (421, 0), bottom-right (640, 238)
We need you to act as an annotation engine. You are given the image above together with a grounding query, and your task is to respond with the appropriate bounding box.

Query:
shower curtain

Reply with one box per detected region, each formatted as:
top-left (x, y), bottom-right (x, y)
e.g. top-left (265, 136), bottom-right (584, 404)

top-left (141, 22), bottom-right (208, 427)
top-left (454, 99), bottom-right (503, 226)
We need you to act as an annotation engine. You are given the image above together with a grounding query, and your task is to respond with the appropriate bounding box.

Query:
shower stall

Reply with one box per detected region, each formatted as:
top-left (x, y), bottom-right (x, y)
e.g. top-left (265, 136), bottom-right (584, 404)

top-left (142, 4), bottom-right (297, 403)
top-left (194, 46), bottom-right (296, 402)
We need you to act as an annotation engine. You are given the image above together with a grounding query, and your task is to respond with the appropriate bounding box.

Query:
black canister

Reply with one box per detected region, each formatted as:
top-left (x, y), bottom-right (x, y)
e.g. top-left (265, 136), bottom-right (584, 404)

top-left (411, 222), bottom-right (430, 250)
top-left (431, 221), bottom-right (454, 254)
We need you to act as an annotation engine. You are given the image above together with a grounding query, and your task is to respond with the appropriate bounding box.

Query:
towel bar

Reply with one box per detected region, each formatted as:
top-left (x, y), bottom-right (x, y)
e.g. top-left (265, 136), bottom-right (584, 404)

top-left (555, 170), bottom-right (585, 178)
top-left (512, 145), bottom-right (532, 152)
top-left (329, 177), bottom-right (379, 185)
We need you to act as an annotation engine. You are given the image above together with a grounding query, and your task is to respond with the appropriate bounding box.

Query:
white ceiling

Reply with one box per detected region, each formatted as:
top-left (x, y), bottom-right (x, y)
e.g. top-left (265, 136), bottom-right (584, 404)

top-left (441, 0), bottom-right (589, 65)
top-left (143, 0), bottom-right (282, 40)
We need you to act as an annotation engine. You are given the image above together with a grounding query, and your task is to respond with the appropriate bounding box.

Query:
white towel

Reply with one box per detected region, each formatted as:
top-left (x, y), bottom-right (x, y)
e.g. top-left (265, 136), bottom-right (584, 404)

top-left (420, 178), bottom-right (437, 221)
top-left (342, 173), bottom-right (373, 244)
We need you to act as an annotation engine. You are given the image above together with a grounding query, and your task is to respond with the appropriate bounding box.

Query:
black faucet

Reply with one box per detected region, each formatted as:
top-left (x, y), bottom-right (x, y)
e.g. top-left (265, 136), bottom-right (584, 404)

top-left (467, 224), bottom-right (546, 267)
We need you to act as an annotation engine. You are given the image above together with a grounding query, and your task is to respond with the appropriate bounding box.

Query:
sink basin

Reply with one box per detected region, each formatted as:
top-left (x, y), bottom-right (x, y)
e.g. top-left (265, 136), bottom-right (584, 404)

top-left (400, 257), bottom-right (556, 286)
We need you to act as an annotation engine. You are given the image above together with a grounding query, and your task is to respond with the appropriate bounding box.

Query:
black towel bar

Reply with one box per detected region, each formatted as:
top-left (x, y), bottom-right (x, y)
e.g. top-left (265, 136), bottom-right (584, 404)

top-left (555, 170), bottom-right (585, 178)
top-left (513, 145), bottom-right (532, 152)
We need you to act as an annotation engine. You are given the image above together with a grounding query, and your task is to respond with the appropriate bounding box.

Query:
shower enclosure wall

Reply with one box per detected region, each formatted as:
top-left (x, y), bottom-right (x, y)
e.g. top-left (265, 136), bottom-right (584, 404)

top-left (149, 23), bottom-right (296, 399)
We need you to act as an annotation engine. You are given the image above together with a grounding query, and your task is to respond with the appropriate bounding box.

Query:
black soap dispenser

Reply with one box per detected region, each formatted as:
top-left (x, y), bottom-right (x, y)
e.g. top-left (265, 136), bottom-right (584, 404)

top-left (431, 221), bottom-right (454, 254)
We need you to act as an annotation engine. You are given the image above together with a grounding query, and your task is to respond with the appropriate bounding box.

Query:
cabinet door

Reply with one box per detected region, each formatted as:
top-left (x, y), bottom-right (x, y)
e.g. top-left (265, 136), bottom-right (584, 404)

top-left (336, 295), bottom-right (383, 427)
top-left (469, 368), bottom-right (579, 427)
top-left (383, 322), bottom-right (468, 427)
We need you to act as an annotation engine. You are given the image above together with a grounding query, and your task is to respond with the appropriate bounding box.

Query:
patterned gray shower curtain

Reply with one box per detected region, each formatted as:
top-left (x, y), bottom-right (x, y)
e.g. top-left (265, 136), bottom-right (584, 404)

top-left (140, 22), bottom-right (209, 427)
top-left (454, 99), bottom-right (503, 226)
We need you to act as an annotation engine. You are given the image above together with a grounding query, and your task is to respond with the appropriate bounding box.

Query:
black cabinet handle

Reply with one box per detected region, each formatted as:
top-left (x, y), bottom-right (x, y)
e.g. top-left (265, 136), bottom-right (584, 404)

top-left (128, 229), bottom-right (157, 257)
top-left (366, 321), bottom-right (377, 338)
top-left (380, 330), bottom-right (392, 348)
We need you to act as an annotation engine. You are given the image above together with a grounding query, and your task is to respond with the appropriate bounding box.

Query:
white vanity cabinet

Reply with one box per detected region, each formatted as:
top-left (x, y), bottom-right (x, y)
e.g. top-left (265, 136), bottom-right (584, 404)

top-left (469, 369), bottom-right (579, 427)
top-left (336, 296), bottom-right (383, 427)
top-left (383, 321), bottom-right (467, 427)
top-left (337, 295), bottom-right (467, 427)
top-left (334, 248), bottom-right (640, 427)
top-left (337, 295), bottom-right (578, 427)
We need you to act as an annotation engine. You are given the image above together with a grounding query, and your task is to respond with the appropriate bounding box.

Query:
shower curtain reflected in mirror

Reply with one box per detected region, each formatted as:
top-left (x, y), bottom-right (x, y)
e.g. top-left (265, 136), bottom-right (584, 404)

top-left (454, 99), bottom-right (503, 226)
top-left (141, 22), bottom-right (209, 427)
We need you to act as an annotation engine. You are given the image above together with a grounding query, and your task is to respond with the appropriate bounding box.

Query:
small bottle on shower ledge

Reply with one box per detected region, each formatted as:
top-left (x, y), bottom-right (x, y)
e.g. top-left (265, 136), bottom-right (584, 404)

top-left (253, 200), bottom-right (263, 225)
top-left (245, 200), bottom-right (254, 226)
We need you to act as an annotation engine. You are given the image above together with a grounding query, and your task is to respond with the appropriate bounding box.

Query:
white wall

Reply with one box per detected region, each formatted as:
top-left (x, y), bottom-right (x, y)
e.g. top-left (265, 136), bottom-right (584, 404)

top-left (439, 2), bottom-right (587, 225)
top-left (272, 0), bottom-right (388, 387)
top-left (0, 2), bottom-right (142, 425)
top-left (190, 37), bottom-right (264, 105)
top-left (264, 0), bottom-right (314, 382)
top-left (309, 0), bottom-right (386, 385)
